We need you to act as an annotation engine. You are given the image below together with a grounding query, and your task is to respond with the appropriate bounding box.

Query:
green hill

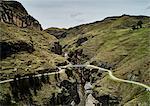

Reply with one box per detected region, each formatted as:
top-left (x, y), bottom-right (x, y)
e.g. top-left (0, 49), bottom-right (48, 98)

top-left (0, 22), bottom-right (68, 105)
top-left (0, 1), bottom-right (150, 105)
top-left (56, 15), bottom-right (150, 105)
top-left (0, 22), bottom-right (66, 80)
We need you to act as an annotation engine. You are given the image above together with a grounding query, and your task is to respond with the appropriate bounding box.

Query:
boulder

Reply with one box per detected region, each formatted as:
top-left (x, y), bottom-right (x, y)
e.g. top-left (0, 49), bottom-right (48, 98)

top-left (76, 37), bottom-right (88, 47)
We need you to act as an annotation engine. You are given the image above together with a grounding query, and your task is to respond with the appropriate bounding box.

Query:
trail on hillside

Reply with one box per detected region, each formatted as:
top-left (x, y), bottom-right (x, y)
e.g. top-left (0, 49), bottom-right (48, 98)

top-left (0, 64), bottom-right (150, 91)
top-left (86, 65), bottom-right (150, 91)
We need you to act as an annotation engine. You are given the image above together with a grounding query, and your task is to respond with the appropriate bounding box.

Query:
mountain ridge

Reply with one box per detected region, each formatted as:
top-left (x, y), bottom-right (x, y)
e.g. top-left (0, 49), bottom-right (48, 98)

top-left (0, 1), bottom-right (150, 106)
top-left (45, 14), bottom-right (150, 39)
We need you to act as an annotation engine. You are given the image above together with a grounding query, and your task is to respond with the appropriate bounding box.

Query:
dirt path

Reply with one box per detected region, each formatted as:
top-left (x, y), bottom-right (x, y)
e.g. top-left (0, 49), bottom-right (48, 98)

top-left (1, 64), bottom-right (150, 91)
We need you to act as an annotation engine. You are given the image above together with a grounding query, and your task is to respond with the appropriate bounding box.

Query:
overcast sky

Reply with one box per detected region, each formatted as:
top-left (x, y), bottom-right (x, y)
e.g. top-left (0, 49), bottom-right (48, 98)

top-left (16, 0), bottom-right (150, 29)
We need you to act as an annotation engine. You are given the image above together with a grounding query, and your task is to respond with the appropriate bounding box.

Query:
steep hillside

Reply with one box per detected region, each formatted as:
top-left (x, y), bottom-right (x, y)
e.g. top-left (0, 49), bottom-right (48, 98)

top-left (0, 0), bottom-right (42, 30)
top-left (54, 15), bottom-right (150, 105)
top-left (0, 22), bottom-right (67, 80)
top-left (0, 21), bottom-right (68, 106)
top-left (0, 1), bottom-right (150, 105)
top-left (0, 1), bottom-right (69, 105)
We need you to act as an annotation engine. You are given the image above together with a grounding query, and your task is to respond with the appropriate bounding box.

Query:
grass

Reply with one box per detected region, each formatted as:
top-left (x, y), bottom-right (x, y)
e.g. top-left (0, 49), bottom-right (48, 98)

top-left (0, 22), bottom-right (68, 105)
top-left (0, 22), bottom-right (66, 79)
top-left (0, 15), bottom-right (150, 105)
top-left (60, 15), bottom-right (150, 105)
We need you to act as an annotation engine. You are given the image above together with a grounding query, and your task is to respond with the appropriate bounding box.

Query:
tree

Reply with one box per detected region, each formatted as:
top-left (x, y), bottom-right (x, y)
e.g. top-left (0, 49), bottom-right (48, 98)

top-left (45, 74), bottom-right (50, 84)
top-left (41, 74), bottom-right (46, 84)
top-left (0, 94), bottom-right (11, 105)
top-left (10, 81), bottom-right (19, 101)
top-left (49, 93), bottom-right (56, 105)
top-left (55, 69), bottom-right (61, 82)
top-left (137, 20), bottom-right (143, 28)
top-left (29, 74), bottom-right (34, 89)
top-left (65, 69), bottom-right (73, 79)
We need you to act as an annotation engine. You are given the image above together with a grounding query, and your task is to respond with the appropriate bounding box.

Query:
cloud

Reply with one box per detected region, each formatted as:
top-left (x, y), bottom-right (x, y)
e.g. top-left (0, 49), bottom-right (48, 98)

top-left (70, 12), bottom-right (86, 22)
top-left (146, 5), bottom-right (150, 9)
top-left (75, 19), bottom-right (86, 23)
top-left (16, 0), bottom-right (150, 28)
top-left (70, 12), bottom-right (83, 18)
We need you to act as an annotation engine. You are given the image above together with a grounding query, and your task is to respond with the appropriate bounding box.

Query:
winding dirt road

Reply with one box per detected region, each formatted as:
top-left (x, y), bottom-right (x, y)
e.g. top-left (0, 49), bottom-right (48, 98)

top-left (60, 64), bottom-right (150, 91)
top-left (0, 68), bottom-right (65, 84)
top-left (0, 64), bottom-right (150, 91)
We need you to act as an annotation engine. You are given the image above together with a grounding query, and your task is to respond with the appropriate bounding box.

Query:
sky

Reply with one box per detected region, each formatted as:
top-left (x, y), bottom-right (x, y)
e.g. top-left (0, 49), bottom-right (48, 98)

top-left (16, 0), bottom-right (150, 29)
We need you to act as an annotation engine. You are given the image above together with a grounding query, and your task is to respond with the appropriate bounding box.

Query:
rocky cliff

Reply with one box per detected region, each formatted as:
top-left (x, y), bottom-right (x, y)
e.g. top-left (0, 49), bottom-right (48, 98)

top-left (0, 1), bottom-right (150, 105)
top-left (0, 0), bottom-right (42, 30)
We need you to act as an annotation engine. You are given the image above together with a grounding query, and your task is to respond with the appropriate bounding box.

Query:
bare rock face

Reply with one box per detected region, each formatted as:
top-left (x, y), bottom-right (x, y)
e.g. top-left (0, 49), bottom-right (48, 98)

top-left (0, 1), bottom-right (42, 30)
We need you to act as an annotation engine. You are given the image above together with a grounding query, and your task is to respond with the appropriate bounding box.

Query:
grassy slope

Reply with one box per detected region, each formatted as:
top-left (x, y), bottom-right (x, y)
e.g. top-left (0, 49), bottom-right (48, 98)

top-left (0, 22), bottom-right (66, 80)
top-left (0, 15), bottom-right (149, 105)
top-left (0, 22), bottom-right (68, 105)
top-left (60, 15), bottom-right (150, 105)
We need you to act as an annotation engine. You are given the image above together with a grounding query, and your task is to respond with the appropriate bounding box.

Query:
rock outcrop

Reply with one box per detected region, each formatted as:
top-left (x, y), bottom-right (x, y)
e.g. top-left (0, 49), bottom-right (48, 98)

top-left (67, 49), bottom-right (89, 64)
top-left (94, 94), bottom-right (121, 106)
top-left (51, 42), bottom-right (63, 55)
top-left (0, 0), bottom-right (42, 30)
top-left (45, 27), bottom-right (67, 39)
top-left (0, 41), bottom-right (35, 60)
top-left (47, 80), bottom-right (80, 106)
top-left (76, 37), bottom-right (88, 47)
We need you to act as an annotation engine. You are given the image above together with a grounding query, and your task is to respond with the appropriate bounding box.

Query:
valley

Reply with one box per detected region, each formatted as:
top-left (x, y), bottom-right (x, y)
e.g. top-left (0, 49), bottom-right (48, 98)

top-left (0, 0), bottom-right (150, 106)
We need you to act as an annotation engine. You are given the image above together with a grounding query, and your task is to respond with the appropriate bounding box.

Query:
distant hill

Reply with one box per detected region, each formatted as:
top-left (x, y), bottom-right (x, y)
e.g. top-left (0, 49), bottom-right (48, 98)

top-left (0, 1), bottom-right (150, 105)
top-left (44, 27), bottom-right (67, 39)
